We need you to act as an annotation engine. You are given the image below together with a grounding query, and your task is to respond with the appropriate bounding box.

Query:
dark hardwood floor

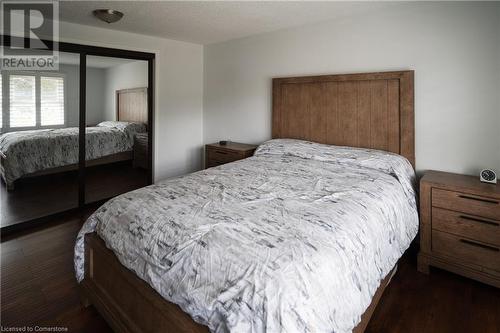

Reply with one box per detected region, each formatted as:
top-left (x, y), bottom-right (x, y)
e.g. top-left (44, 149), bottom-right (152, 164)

top-left (1, 161), bottom-right (148, 230)
top-left (0, 171), bottom-right (79, 228)
top-left (0, 208), bottom-right (111, 332)
top-left (1, 210), bottom-right (499, 332)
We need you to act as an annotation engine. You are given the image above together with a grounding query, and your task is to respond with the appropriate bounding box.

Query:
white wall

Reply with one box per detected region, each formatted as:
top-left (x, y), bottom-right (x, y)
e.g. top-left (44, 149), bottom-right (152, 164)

top-left (67, 60), bottom-right (148, 126)
top-left (86, 67), bottom-right (107, 126)
top-left (204, 2), bottom-right (500, 175)
top-left (58, 20), bottom-right (204, 181)
top-left (103, 61), bottom-right (148, 121)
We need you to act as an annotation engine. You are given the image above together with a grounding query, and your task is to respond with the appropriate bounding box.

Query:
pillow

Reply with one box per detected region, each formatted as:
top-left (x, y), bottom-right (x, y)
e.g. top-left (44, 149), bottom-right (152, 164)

top-left (97, 121), bottom-right (146, 134)
top-left (255, 139), bottom-right (416, 200)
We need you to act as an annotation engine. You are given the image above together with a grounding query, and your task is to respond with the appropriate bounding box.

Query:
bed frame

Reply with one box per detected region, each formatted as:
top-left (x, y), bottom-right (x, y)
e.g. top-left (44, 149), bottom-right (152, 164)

top-left (2, 87), bottom-right (148, 190)
top-left (81, 71), bottom-right (414, 332)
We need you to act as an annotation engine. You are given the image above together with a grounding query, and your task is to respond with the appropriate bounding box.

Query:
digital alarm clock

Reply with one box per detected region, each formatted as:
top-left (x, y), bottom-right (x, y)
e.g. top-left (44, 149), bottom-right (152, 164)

top-left (480, 169), bottom-right (497, 184)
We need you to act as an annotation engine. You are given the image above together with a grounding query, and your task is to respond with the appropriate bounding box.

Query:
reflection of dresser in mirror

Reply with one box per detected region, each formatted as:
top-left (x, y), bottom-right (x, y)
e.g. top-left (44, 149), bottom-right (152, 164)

top-left (133, 132), bottom-right (148, 169)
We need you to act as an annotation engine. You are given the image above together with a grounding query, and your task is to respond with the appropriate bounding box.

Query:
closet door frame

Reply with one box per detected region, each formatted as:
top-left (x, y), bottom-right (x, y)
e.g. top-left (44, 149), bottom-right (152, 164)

top-left (1, 35), bottom-right (155, 232)
top-left (79, 53), bottom-right (86, 207)
top-left (68, 42), bottom-right (155, 207)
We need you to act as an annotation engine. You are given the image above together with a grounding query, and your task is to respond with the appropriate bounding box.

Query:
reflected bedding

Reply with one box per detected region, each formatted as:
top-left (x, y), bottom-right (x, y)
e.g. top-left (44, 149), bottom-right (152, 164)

top-left (0, 121), bottom-right (146, 187)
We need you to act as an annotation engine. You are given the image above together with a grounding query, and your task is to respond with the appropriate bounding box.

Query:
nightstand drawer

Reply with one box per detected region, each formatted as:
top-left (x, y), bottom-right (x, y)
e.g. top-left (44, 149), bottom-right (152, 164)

top-left (432, 188), bottom-right (500, 220)
top-left (432, 207), bottom-right (500, 246)
top-left (206, 148), bottom-right (241, 164)
top-left (206, 158), bottom-right (226, 168)
top-left (205, 142), bottom-right (257, 170)
top-left (432, 230), bottom-right (500, 272)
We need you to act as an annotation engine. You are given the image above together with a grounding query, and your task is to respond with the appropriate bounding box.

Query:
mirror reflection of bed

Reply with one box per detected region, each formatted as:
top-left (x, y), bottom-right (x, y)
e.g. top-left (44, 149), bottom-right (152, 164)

top-left (0, 54), bottom-right (149, 229)
top-left (84, 56), bottom-right (149, 204)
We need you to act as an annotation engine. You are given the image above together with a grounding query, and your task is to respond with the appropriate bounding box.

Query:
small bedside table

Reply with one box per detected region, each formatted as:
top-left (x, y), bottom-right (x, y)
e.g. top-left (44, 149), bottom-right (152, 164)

top-left (418, 170), bottom-right (500, 287)
top-left (205, 142), bottom-right (257, 169)
top-left (133, 133), bottom-right (148, 169)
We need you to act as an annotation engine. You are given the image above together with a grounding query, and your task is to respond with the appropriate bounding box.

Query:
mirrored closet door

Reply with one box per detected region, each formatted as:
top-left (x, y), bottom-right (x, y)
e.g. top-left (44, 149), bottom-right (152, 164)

top-left (0, 38), bottom-right (154, 232)
top-left (0, 51), bottom-right (80, 228)
top-left (84, 56), bottom-right (150, 204)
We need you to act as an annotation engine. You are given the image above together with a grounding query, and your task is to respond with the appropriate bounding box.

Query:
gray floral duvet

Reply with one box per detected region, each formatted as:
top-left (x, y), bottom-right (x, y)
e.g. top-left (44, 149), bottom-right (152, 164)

top-left (74, 139), bottom-right (418, 333)
top-left (0, 121), bottom-right (145, 187)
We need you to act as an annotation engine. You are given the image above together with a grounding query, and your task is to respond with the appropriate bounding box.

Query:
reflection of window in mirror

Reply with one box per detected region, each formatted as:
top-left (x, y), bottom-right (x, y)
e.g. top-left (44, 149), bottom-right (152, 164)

top-left (0, 72), bottom-right (65, 132)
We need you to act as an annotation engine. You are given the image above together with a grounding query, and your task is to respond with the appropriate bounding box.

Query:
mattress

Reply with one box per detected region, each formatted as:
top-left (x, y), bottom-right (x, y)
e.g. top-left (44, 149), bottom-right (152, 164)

top-left (75, 139), bottom-right (419, 333)
top-left (0, 121), bottom-right (145, 187)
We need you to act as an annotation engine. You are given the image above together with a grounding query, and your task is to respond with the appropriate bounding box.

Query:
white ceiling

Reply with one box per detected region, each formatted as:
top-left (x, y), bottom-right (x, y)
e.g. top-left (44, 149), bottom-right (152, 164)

top-left (60, 1), bottom-right (393, 45)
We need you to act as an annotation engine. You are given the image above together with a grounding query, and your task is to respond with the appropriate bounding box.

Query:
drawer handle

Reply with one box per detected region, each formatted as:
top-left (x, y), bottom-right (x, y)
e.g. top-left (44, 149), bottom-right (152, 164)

top-left (457, 194), bottom-right (498, 205)
top-left (214, 150), bottom-right (228, 155)
top-left (459, 215), bottom-right (499, 227)
top-left (459, 239), bottom-right (499, 252)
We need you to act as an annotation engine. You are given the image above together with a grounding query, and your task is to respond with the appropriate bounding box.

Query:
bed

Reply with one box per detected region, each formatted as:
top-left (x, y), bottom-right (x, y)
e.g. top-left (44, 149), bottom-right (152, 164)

top-left (0, 87), bottom-right (147, 190)
top-left (75, 71), bottom-right (416, 333)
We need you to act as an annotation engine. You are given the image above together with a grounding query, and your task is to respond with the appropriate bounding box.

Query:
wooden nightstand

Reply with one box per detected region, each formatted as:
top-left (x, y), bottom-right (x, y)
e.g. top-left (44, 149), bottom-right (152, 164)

top-left (133, 133), bottom-right (148, 169)
top-left (418, 170), bottom-right (500, 287)
top-left (205, 142), bottom-right (257, 169)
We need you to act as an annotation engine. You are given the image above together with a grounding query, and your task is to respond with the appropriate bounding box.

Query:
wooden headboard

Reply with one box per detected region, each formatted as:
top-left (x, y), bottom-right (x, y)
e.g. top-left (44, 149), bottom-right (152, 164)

top-left (116, 87), bottom-right (148, 124)
top-left (272, 71), bottom-right (415, 166)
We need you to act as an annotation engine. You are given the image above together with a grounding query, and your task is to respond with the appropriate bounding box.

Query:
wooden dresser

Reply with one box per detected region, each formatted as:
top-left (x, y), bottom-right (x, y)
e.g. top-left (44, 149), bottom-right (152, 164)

top-left (418, 170), bottom-right (500, 287)
top-left (205, 142), bottom-right (257, 169)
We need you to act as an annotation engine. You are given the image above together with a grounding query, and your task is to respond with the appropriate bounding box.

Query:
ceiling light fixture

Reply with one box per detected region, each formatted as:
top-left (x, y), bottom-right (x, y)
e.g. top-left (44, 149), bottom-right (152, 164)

top-left (93, 9), bottom-right (124, 24)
